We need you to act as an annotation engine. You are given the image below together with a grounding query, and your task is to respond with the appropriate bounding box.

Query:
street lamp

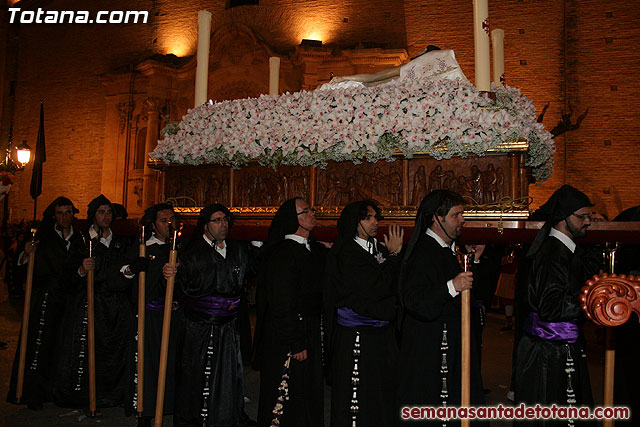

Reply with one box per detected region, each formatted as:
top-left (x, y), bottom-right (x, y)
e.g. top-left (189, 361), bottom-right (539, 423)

top-left (16, 140), bottom-right (31, 167)
top-left (1, 139), bottom-right (33, 230)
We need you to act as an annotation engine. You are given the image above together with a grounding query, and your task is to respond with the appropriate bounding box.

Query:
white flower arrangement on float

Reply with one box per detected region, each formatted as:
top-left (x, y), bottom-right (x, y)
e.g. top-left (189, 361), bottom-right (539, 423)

top-left (153, 78), bottom-right (555, 181)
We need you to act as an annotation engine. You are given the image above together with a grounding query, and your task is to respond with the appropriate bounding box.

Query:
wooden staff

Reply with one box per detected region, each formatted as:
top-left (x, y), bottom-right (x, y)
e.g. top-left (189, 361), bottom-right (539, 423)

top-left (461, 251), bottom-right (474, 427)
top-left (603, 244), bottom-right (618, 427)
top-left (87, 239), bottom-right (97, 416)
top-left (16, 228), bottom-right (37, 402)
top-left (154, 228), bottom-right (179, 427)
top-left (137, 225), bottom-right (146, 417)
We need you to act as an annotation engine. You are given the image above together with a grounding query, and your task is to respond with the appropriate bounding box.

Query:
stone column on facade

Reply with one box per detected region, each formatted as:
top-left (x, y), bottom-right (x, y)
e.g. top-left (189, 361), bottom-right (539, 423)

top-left (142, 97), bottom-right (161, 209)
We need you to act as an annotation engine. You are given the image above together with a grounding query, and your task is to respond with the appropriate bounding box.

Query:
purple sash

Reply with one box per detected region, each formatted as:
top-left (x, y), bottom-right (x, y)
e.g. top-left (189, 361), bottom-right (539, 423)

top-left (185, 296), bottom-right (240, 317)
top-left (524, 312), bottom-right (579, 343)
top-left (145, 299), bottom-right (165, 311)
top-left (145, 299), bottom-right (180, 312)
top-left (337, 307), bottom-right (389, 328)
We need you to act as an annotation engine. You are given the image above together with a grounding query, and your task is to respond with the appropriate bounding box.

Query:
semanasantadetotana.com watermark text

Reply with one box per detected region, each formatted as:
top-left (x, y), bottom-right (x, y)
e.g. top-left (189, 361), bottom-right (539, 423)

top-left (8, 8), bottom-right (148, 24)
top-left (400, 404), bottom-right (630, 421)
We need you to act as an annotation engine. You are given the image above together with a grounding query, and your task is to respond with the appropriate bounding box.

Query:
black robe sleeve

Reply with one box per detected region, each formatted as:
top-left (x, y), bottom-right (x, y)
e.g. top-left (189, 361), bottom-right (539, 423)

top-left (265, 242), bottom-right (307, 354)
top-left (335, 241), bottom-right (400, 321)
top-left (528, 239), bottom-right (582, 322)
top-left (402, 238), bottom-right (461, 322)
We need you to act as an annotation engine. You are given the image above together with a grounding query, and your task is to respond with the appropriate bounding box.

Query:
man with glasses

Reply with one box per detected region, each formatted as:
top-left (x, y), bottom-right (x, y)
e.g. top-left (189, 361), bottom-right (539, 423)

top-left (514, 185), bottom-right (599, 423)
top-left (255, 197), bottom-right (326, 427)
top-left (163, 203), bottom-right (255, 426)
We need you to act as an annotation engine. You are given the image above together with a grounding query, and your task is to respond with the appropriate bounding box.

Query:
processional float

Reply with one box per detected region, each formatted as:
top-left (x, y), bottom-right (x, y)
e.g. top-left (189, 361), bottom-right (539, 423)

top-left (144, 0), bottom-right (639, 425)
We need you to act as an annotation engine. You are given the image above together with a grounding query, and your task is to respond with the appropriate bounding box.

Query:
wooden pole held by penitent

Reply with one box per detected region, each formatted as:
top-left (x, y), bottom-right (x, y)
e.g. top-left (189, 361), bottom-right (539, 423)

top-left (87, 240), bottom-right (97, 416)
top-left (154, 228), bottom-right (179, 426)
top-left (16, 228), bottom-right (37, 402)
top-left (136, 225), bottom-right (146, 417)
top-left (603, 244), bottom-right (618, 427)
top-left (461, 251), bottom-right (473, 427)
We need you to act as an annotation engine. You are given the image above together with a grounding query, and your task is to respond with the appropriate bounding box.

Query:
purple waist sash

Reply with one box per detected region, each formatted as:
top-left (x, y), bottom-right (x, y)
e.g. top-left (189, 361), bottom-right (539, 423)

top-left (146, 299), bottom-right (165, 311)
top-left (145, 299), bottom-right (180, 312)
top-left (185, 296), bottom-right (240, 317)
top-left (524, 312), bottom-right (579, 344)
top-left (337, 307), bottom-right (389, 328)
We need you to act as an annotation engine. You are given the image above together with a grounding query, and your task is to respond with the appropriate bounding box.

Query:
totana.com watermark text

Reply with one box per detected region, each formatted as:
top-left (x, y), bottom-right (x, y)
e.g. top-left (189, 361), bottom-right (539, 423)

top-left (8, 8), bottom-right (148, 24)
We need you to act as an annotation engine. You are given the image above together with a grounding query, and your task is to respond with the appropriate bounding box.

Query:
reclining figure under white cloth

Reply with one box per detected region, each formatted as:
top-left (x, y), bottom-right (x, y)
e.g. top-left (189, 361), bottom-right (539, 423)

top-left (318, 48), bottom-right (470, 90)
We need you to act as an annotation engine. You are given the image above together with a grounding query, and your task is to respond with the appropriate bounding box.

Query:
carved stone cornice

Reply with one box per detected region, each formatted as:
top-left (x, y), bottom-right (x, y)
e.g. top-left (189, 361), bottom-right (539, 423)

top-left (580, 274), bottom-right (640, 327)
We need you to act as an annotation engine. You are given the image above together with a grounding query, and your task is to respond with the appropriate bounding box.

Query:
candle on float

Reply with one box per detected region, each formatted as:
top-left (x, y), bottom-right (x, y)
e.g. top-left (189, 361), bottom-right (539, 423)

top-left (195, 10), bottom-right (212, 107)
top-left (492, 29), bottom-right (505, 86)
top-left (269, 57), bottom-right (281, 96)
top-left (473, 0), bottom-right (491, 92)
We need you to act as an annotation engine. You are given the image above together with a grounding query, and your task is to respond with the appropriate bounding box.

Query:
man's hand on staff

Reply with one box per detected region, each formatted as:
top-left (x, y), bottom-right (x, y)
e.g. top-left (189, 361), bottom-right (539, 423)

top-left (292, 350), bottom-right (308, 362)
top-left (24, 241), bottom-right (38, 255)
top-left (79, 258), bottom-right (95, 275)
top-left (465, 244), bottom-right (486, 261)
top-left (163, 263), bottom-right (179, 279)
top-left (452, 271), bottom-right (473, 292)
top-left (382, 224), bottom-right (404, 254)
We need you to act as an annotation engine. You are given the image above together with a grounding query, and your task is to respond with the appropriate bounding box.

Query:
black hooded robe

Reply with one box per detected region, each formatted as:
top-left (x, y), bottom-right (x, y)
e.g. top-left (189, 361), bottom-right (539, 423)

top-left (256, 239), bottom-right (325, 427)
top-left (328, 238), bottom-right (401, 427)
top-left (397, 235), bottom-right (485, 425)
top-left (514, 236), bottom-right (594, 426)
top-left (173, 236), bottom-right (250, 427)
top-left (7, 224), bottom-right (84, 406)
top-left (126, 238), bottom-right (185, 418)
top-left (52, 232), bottom-right (135, 408)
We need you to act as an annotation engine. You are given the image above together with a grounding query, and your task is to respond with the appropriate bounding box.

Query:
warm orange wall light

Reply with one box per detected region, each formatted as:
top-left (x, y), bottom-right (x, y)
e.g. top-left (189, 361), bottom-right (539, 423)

top-left (164, 38), bottom-right (194, 57)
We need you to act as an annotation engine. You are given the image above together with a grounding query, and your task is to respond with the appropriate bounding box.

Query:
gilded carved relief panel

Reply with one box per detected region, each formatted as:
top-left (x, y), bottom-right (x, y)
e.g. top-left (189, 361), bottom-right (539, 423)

top-left (234, 165), bottom-right (310, 207)
top-left (408, 156), bottom-right (511, 206)
top-left (316, 161), bottom-right (402, 206)
top-left (165, 167), bottom-right (230, 207)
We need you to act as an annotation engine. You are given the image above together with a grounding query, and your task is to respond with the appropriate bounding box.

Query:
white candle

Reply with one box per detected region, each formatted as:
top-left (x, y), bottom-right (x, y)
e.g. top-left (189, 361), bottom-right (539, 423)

top-left (492, 29), bottom-right (505, 86)
top-left (195, 10), bottom-right (212, 107)
top-left (473, 0), bottom-right (491, 91)
top-left (269, 57), bottom-right (280, 96)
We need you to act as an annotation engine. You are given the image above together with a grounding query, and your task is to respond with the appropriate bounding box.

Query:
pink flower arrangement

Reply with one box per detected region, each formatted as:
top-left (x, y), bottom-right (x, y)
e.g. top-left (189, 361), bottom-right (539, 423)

top-left (153, 79), bottom-right (555, 181)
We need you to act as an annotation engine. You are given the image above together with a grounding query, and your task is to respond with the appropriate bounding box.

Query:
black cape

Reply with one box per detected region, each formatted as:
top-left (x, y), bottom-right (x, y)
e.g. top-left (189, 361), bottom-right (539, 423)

top-left (7, 225), bottom-right (84, 405)
top-left (327, 238), bottom-right (401, 427)
top-left (126, 238), bottom-right (185, 418)
top-left (256, 239), bottom-right (325, 427)
top-left (397, 234), bottom-right (485, 425)
top-left (52, 231), bottom-right (135, 408)
top-left (173, 236), bottom-right (250, 427)
top-left (514, 236), bottom-right (594, 426)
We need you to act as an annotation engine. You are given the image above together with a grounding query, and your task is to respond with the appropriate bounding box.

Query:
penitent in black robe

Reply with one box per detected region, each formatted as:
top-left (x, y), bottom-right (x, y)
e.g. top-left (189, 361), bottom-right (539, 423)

top-left (256, 239), bottom-right (325, 427)
top-left (53, 233), bottom-right (135, 408)
top-left (127, 238), bottom-right (185, 418)
top-left (514, 237), bottom-right (594, 426)
top-left (397, 236), bottom-right (485, 425)
top-left (328, 239), bottom-right (401, 427)
top-left (174, 236), bottom-right (250, 427)
top-left (7, 225), bottom-right (84, 406)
